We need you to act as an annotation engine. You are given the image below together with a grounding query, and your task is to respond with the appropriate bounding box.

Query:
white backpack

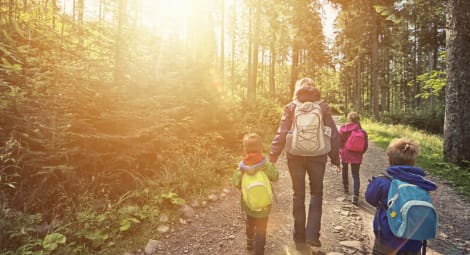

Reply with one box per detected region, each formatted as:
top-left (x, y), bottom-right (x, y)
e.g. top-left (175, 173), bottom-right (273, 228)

top-left (286, 101), bottom-right (331, 156)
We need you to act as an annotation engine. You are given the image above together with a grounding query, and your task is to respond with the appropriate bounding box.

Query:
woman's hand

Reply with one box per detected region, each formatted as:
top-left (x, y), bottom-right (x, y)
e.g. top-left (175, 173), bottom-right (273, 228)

top-left (333, 164), bottom-right (341, 173)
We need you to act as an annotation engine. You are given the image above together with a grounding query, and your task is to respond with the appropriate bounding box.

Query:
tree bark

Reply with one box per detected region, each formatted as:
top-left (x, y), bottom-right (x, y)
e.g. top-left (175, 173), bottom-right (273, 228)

top-left (290, 40), bottom-right (299, 96)
top-left (269, 30), bottom-right (276, 98)
top-left (444, 0), bottom-right (470, 165)
top-left (370, 0), bottom-right (379, 119)
top-left (113, 0), bottom-right (127, 84)
top-left (220, 0), bottom-right (225, 91)
top-left (51, 0), bottom-right (57, 29)
top-left (248, 0), bottom-right (260, 102)
top-left (8, 0), bottom-right (14, 25)
top-left (247, 2), bottom-right (252, 91)
top-left (78, 0), bottom-right (84, 46)
top-left (354, 57), bottom-right (361, 111)
top-left (99, 0), bottom-right (104, 26)
top-left (230, 2), bottom-right (236, 95)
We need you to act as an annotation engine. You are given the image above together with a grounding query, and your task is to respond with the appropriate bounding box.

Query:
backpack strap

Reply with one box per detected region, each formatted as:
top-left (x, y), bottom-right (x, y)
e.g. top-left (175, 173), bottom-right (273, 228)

top-left (374, 173), bottom-right (392, 182)
top-left (289, 101), bottom-right (298, 132)
top-left (374, 173), bottom-right (392, 254)
top-left (375, 173), bottom-right (392, 210)
top-left (312, 100), bottom-right (322, 105)
top-left (341, 130), bottom-right (352, 146)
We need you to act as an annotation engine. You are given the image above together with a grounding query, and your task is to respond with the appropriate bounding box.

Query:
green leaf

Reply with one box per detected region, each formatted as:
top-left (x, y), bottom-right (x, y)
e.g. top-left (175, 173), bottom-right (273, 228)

top-left (171, 197), bottom-right (186, 205)
top-left (42, 233), bottom-right (66, 251)
top-left (119, 221), bottom-right (131, 232)
top-left (128, 217), bottom-right (141, 224)
top-left (119, 217), bottom-right (141, 232)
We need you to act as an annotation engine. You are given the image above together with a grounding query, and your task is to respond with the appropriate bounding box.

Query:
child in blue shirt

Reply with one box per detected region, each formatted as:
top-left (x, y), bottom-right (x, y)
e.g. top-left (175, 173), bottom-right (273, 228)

top-left (365, 138), bottom-right (437, 255)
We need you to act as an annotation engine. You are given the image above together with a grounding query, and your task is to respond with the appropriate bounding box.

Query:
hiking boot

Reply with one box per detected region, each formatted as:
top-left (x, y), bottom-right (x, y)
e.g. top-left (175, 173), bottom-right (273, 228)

top-left (352, 195), bottom-right (359, 205)
top-left (310, 239), bottom-right (322, 247)
top-left (294, 241), bottom-right (307, 251)
top-left (247, 239), bottom-right (254, 250)
top-left (292, 228), bottom-right (306, 250)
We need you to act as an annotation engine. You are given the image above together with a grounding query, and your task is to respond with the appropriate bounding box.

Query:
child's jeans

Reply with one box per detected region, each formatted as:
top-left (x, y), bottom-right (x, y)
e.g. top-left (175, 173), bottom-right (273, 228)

top-left (341, 162), bottom-right (361, 195)
top-left (373, 239), bottom-right (421, 255)
top-left (246, 215), bottom-right (268, 255)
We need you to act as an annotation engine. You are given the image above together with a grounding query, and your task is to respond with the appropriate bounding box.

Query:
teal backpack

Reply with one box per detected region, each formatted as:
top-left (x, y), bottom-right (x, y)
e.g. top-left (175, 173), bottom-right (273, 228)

top-left (386, 178), bottom-right (438, 240)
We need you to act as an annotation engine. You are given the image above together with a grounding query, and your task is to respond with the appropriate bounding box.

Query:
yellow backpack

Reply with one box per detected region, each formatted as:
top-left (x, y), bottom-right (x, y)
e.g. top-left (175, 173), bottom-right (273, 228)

top-left (241, 170), bottom-right (273, 211)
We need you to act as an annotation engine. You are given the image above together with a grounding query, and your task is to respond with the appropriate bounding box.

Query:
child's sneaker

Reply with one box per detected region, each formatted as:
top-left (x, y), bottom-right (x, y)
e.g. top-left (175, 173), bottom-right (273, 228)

top-left (352, 195), bottom-right (359, 205)
top-left (310, 239), bottom-right (322, 247)
top-left (247, 239), bottom-right (254, 250)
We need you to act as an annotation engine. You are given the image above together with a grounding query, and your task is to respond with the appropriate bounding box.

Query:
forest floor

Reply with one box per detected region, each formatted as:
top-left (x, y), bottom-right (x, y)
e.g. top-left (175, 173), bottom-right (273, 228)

top-left (125, 137), bottom-right (470, 255)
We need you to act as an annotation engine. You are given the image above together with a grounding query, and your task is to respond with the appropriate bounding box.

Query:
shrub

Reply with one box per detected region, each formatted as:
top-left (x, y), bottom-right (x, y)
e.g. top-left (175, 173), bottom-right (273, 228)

top-left (379, 108), bottom-right (444, 134)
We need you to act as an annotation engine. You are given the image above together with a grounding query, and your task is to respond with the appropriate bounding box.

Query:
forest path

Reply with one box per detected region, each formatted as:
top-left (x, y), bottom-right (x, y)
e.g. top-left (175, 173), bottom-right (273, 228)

top-left (146, 133), bottom-right (470, 255)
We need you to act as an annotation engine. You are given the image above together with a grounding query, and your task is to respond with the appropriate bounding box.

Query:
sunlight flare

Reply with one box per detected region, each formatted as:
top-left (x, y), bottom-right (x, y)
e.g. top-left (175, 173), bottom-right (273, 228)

top-left (140, 0), bottom-right (197, 39)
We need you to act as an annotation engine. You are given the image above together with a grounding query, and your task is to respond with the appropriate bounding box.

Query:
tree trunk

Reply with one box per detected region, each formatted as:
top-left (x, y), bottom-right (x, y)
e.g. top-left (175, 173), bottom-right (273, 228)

top-left (9, 0), bottom-right (14, 25)
top-left (260, 47), bottom-right (265, 94)
top-left (444, 0), bottom-right (470, 165)
top-left (370, 1), bottom-right (379, 119)
top-left (114, 0), bottom-right (127, 84)
top-left (413, 22), bottom-right (419, 110)
top-left (72, 0), bottom-right (76, 26)
top-left (220, 0), bottom-right (224, 91)
top-left (269, 29), bottom-right (276, 98)
top-left (247, 2), bottom-right (252, 91)
top-left (99, 0), bottom-right (104, 26)
top-left (384, 51), bottom-right (391, 112)
top-left (354, 57), bottom-right (361, 111)
top-left (51, 0), bottom-right (57, 29)
top-left (428, 46), bottom-right (434, 108)
top-left (248, 0), bottom-right (260, 102)
top-left (78, 0), bottom-right (84, 46)
top-left (429, 22), bottom-right (437, 108)
top-left (230, 2), bottom-right (236, 95)
top-left (290, 41), bottom-right (299, 96)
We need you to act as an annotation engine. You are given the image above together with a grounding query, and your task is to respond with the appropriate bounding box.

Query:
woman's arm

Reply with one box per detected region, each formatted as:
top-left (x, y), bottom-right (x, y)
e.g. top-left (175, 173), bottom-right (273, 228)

top-left (321, 103), bottom-right (340, 166)
top-left (270, 103), bottom-right (294, 163)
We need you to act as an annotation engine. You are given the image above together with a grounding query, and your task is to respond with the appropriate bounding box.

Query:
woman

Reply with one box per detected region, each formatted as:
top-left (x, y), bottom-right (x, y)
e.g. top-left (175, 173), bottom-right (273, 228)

top-left (269, 77), bottom-right (340, 250)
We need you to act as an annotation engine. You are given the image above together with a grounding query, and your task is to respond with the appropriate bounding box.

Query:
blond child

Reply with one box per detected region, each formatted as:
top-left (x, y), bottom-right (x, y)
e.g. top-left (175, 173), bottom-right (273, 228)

top-left (232, 133), bottom-right (279, 255)
top-left (365, 138), bottom-right (437, 254)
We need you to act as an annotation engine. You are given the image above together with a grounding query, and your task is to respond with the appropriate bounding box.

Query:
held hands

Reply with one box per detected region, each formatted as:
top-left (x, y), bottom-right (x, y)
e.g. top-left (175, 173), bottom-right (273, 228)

top-left (269, 154), bottom-right (278, 165)
top-left (333, 164), bottom-right (341, 173)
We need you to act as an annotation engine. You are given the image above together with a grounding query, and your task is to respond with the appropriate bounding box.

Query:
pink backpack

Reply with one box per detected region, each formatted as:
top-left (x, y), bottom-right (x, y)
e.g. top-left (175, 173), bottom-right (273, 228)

top-left (344, 129), bottom-right (366, 152)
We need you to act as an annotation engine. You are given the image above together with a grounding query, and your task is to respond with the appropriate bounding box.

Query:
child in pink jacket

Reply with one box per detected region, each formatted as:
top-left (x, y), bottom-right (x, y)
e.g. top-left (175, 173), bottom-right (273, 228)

top-left (339, 112), bottom-right (368, 205)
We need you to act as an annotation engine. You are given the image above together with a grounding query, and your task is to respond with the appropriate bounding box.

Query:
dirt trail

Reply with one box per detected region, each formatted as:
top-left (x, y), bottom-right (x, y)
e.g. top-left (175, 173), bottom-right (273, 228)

top-left (153, 141), bottom-right (470, 255)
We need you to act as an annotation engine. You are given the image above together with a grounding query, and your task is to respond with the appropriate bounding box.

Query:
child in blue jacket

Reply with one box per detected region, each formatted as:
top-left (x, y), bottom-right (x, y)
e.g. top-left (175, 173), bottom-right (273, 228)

top-left (365, 138), bottom-right (437, 255)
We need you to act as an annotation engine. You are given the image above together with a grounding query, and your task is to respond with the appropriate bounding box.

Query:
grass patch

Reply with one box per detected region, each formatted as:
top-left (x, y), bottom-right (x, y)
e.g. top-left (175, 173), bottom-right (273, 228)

top-left (362, 119), bottom-right (470, 199)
